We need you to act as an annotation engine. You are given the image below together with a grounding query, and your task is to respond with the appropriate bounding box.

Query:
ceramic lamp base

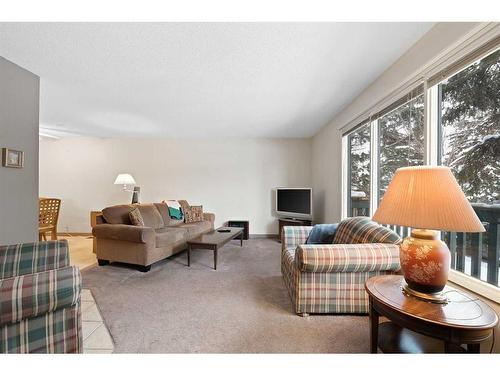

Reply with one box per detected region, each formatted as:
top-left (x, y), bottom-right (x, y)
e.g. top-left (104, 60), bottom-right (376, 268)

top-left (399, 229), bottom-right (451, 304)
top-left (402, 283), bottom-right (448, 304)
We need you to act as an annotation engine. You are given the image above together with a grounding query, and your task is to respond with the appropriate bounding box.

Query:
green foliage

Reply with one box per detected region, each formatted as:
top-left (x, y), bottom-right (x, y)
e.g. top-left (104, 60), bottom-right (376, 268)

top-left (349, 124), bottom-right (370, 196)
top-left (378, 95), bottom-right (425, 198)
top-left (441, 49), bottom-right (500, 203)
top-left (348, 49), bottom-right (500, 208)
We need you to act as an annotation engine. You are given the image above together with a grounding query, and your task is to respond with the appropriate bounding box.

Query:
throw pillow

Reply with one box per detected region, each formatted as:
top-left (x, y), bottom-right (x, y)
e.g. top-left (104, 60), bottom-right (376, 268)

top-left (164, 200), bottom-right (183, 220)
top-left (305, 223), bottom-right (339, 244)
top-left (178, 200), bottom-right (191, 217)
top-left (129, 208), bottom-right (145, 226)
top-left (185, 205), bottom-right (204, 223)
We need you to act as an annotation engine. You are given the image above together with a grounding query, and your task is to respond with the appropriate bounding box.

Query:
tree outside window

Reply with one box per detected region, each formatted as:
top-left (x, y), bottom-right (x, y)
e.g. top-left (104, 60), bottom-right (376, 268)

top-left (348, 124), bottom-right (370, 217)
top-left (440, 49), bottom-right (500, 204)
top-left (378, 94), bottom-right (425, 201)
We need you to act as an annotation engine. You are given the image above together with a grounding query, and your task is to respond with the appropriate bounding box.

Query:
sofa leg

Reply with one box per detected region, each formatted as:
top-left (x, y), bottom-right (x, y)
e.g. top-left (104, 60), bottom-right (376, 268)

top-left (97, 259), bottom-right (109, 266)
top-left (298, 312), bottom-right (310, 317)
top-left (138, 265), bottom-right (151, 273)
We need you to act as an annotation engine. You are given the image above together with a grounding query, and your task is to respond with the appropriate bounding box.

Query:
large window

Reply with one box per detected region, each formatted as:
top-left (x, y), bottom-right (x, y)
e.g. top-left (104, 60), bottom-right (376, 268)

top-left (347, 124), bottom-right (370, 217)
top-left (439, 49), bottom-right (500, 286)
top-left (342, 44), bottom-right (500, 293)
top-left (378, 94), bottom-right (425, 201)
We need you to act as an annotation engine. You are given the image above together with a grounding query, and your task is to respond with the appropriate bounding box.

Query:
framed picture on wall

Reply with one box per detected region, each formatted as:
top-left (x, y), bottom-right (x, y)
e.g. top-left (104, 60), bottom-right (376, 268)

top-left (2, 148), bottom-right (24, 168)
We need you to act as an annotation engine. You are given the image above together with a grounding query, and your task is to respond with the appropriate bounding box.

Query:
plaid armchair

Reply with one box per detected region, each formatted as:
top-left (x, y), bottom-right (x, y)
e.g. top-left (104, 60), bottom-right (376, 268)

top-left (281, 217), bottom-right (401, 315)
top-left (0, 240), bottom-right (82, 353)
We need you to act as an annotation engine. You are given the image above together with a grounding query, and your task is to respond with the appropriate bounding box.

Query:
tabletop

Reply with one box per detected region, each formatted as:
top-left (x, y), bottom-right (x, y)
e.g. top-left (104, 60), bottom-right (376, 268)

top-left (365, 275), bottom-right (498, 330)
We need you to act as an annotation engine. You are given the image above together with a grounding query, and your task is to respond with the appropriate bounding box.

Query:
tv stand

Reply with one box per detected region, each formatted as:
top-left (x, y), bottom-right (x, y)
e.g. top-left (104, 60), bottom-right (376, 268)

top-left (278, 218), bottom-right (312, 242)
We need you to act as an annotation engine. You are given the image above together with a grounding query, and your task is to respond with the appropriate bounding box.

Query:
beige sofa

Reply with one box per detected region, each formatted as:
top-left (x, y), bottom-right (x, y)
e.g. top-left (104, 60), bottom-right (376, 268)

top-left (92, 202), bottom-right (215, 272)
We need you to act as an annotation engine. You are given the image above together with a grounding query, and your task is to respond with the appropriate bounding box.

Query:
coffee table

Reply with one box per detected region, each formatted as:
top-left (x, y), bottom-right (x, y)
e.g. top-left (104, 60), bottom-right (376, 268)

top-left (365, 275), bottom-right (498, 353)
top-left (186, 227), bottom-right (244, 270)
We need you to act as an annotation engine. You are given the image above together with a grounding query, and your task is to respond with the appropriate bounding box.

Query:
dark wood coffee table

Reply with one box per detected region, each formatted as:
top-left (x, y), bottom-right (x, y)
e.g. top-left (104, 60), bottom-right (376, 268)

top-left (365, 275), bottom-right (498, 353)
top-left (186, 227), bottom-right (244, 270)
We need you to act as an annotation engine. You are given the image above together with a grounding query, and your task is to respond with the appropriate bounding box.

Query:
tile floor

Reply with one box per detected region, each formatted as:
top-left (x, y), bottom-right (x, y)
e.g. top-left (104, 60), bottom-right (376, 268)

top-left (81, 288), bottom-right (114, 354)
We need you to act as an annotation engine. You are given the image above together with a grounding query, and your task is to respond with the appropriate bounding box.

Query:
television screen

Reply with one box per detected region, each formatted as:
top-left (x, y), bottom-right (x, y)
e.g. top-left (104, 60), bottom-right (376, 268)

top-left (276, 189), bottom-right (311, 216)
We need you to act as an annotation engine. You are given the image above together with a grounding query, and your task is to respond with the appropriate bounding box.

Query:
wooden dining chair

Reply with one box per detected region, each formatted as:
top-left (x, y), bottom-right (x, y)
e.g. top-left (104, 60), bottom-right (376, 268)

top-left (39, 198), bottom-right (61, 241)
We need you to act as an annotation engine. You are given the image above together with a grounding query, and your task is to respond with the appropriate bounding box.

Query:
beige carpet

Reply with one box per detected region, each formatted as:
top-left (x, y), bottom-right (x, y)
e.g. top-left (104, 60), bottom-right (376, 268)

top-left (82, 238), bottom-right (370, 353)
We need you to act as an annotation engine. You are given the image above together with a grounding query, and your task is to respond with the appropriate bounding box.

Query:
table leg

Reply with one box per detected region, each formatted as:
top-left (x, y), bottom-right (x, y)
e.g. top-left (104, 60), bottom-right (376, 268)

top-left (369, 300), bottom-right (379, 353)
top-left (187, 245), bottom-right (191, 267)
top-left (444, 342), bottom-right (463, 353)
top-left (467, 343), bottom-right (480, 353)
top-left (240, 233), bottom-right (243, 246)
top-left (214, 249), bottom-right (217, 270)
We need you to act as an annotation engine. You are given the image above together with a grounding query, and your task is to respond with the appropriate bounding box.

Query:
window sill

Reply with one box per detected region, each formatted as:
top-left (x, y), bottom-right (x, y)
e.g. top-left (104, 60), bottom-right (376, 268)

top-left (448, 269), bottom-right (500, 304)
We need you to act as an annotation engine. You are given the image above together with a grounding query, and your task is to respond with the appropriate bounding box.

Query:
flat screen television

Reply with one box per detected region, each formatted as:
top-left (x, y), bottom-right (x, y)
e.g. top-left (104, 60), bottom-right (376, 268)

top-left (275, 188), bottom-right (312, 220)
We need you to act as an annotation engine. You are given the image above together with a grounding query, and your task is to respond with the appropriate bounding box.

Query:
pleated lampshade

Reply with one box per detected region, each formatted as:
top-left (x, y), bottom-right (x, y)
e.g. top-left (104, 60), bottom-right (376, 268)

top-left (372, 166), bottom-right (485, 233)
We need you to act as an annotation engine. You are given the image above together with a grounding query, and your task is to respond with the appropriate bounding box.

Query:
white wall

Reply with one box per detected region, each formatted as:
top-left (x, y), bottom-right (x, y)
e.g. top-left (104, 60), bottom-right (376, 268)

top-left (311, 22), bottom-right (484, 224)
top-left (0, 57), bottom-right (39, 245)
top-left (39, 137), bottom-right (311, 235)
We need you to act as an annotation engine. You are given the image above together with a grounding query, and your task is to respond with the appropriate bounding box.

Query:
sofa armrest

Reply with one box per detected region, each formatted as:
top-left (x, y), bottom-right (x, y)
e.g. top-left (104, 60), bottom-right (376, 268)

top-left (281, 226), bottom-right (313, 249)
top-left (0, 266), bottom-right (81, 326)
top-left (295, 243), bottom-right (401, 273)
top-left (203, 212), bottom-right (215, 223)
top-left (92, 224), bottom-right (154, 245)
top-left (0, 240), bottom-right (70, 279)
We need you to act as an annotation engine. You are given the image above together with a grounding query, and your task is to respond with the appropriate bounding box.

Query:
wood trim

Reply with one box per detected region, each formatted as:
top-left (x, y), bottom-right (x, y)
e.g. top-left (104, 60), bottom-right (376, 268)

top-left (58, 232), bottom-right (279, 239)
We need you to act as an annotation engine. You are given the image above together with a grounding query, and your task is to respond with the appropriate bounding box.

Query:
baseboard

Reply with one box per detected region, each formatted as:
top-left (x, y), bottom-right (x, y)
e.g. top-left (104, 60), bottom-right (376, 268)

top-left (56, 232), bottom-right (278, 239)
top-left (57, 232), bottom-right (92, 237)
top-left (249, 234), bottom-right (279, 239)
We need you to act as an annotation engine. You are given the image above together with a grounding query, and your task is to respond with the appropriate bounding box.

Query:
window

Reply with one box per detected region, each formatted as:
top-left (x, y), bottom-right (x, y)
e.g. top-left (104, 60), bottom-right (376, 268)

top-left (438, 48), bottom-right (500, 286)
top-left (378, 94), bottom-right (425, 201)
top-left (341, 40), bottom-right (500, 297)
top-left (347, 124), bottom-right (370, 217)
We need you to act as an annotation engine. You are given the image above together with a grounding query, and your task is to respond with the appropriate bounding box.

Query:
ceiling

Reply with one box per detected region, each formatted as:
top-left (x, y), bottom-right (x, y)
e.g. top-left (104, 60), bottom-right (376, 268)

top-left (0, 23), bottom-right (433, 138)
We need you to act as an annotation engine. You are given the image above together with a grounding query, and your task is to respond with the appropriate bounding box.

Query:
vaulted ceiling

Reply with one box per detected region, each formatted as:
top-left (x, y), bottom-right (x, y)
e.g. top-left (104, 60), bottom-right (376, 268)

top-left (0, 22), bottom-right (433, 138)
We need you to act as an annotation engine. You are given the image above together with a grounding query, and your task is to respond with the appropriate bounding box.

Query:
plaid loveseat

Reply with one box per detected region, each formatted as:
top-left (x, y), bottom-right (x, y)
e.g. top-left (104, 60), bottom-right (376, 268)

top-left (281, 217), bottom-right (401, 315)
top-left (0, 240), bottom-right (82, 353)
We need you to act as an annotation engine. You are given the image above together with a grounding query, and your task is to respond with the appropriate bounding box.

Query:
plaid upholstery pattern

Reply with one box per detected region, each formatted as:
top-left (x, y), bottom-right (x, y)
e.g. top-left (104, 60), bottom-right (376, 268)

top-left (281, 226), bottom-right (313, 249)
top-left (0, 302), bottom-right (81, 353)
top-left (333, 217), bottom-right (401, 245)
top-left (0, 240), bottom-right (82, 353)
top-left (281, 223), bottom-right (401, 314)
top-left (0, 266), bottom-right (81, 325)
top-left (281, 246), bottom-right (297, 307)
top-left (0, 240), bottom-right (70, 279)
top-left (295, 243), bottom-right (400, 273)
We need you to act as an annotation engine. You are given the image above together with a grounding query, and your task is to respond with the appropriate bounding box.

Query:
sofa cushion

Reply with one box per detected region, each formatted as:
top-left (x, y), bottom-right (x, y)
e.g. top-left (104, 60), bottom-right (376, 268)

top-left (102, 204), bottom-right (134, 225)
top-left (137, 204), bottom-right (164, 229)
top-left (333, 217), bottom-right (401, 245)
top-left (155, 227), bottom-right (188, 248)
top-left (154, 203), bottom-right (171, 226)
top-left (129, 208), bottom-right (145, 226)
top-left (167, 219), bottom-right (184, 227)
top-left (185, 205), bottom-right (204, 223)
top-left (178, 200), bottom-right (190, 217)
top-left (306, 224), bottom-right (338, 244)
top-left (179, 221), bottom-right (212, 237)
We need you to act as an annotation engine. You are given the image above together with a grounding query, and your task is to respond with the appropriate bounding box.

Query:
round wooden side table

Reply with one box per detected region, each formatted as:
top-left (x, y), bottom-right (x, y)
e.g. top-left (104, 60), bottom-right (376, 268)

top-left (365, 275), bottom-right (498, 353)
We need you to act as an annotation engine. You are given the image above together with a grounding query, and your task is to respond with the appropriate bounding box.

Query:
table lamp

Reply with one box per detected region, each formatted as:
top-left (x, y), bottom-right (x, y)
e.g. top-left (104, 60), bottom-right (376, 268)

top-left (372, 166), bottom-right (485, 303)
top-left (114, 173), bottom-right (140, 204)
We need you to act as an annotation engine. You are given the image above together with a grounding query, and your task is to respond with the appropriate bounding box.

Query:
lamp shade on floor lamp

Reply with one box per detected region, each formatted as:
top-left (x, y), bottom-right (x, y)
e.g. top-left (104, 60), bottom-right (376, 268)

top-left (372, 166), bottom-right (484, 302)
